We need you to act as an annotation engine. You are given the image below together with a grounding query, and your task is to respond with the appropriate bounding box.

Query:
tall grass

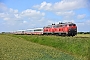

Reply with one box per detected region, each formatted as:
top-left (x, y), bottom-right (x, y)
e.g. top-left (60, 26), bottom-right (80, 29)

top-left (0, 35), bottom-right (79, 60)
top-left (11, 34), bottom-right (90, 60)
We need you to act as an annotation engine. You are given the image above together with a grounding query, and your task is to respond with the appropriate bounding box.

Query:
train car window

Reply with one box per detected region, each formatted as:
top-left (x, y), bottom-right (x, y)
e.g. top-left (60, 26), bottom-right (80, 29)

top-left (34, 29), bottom-right (42, 31)
top-left (26, 30), bottom-right (33, 32)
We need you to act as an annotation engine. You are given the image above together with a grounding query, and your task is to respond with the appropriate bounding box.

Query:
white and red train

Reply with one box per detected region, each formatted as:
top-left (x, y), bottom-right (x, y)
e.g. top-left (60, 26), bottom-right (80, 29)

top-left (14, 28), bottom-right (43, 35)
top-left (13, 22), bottom-right (77, 36)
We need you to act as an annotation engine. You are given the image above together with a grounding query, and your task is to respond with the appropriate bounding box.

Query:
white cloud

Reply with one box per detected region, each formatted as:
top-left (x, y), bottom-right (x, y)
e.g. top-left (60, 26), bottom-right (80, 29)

top-left (77, 20), bottom-right (90, 31)
top-left (53, 0), bottom-right (87, 11)
top-left (0, 3), bottom-right (8, 12)
top-left (23, 21), bottom-right (27, 24)
top-left (20, 9), bottom-right (45, 18)
top-left (9, 8), bottom-right (18, 13)
top-left (33, 0), bottom-right (87, 20)
top-left (0, 3), bottom-right (46, 30)
top-left (0, 13), bottom-right (5, 18)
top-left (33, 1), bottom-right (52, 11)
top-left (33, 0), bottom-right (87, 11)
top-left (14, 14), bottom-right (21, 18)
top-left (56, 11), bottom-right (75, 16)
top-left (77, 14), bottom-right (86, 19)
top-left (4, 17), bottom-right (10, 20)
top-left (55, 10), bottom-right (75, 20)
top-left (63, 19), bottom-right (75, 23)
top-left (0, 9), bottom-right (45, 21)
top-left (0, 13), bottom-right (11, 20)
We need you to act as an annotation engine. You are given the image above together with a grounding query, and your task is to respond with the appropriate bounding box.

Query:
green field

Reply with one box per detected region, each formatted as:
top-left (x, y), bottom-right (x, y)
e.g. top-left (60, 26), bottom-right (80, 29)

top-left (0, 34), bottom-right (90, 60)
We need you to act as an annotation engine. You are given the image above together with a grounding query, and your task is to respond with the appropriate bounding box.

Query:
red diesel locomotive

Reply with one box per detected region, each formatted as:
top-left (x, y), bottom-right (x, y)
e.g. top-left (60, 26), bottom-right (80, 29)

top-left (43, 22), bottom-right (77, 36)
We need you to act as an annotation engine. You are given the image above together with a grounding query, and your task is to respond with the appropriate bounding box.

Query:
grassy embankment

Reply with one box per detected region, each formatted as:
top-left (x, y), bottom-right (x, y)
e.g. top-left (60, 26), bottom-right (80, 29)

top-left (0, 34), bottom-right (80, 60)
top-left (11, 34), bottom-right (90, 60)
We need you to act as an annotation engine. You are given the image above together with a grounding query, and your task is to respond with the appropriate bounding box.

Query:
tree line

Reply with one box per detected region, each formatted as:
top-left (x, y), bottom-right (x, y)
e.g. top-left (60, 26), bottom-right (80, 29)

top-left (78, 32), bottom-right (90, 34)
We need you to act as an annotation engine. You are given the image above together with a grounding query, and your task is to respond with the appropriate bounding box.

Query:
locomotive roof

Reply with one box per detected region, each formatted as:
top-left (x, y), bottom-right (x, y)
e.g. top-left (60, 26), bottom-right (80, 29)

top-left (44, 25), bottom-right (53, 28)
top-left (59, 22), bottom-right (74, 24)
top-left (55, 22), bottom-right (74, 25)
top-left (44, 22), bottom-right (75, 27)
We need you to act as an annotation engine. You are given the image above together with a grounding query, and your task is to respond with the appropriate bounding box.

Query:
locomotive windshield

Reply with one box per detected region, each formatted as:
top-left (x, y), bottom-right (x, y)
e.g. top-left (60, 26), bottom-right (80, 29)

top-left (69, 24), bottom-right (76, 26)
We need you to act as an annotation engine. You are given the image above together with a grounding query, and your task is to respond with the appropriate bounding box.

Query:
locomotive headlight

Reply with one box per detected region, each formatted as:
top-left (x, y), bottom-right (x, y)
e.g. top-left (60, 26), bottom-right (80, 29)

top-left (75, 30), bottom-right (77, 31)
top-left (69, 30), bottom-right (70, 31)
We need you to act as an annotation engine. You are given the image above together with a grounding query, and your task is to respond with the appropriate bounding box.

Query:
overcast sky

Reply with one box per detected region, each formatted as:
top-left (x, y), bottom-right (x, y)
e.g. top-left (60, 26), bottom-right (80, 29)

top-left (0, 0), bottom-right (90, 32)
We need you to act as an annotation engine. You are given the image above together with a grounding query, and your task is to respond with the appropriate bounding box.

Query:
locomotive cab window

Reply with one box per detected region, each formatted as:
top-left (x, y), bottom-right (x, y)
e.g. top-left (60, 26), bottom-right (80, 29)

top-left (69, 24), bottom-right (76, 26)
top-left (69, 24), bottom-right (72, 26)
top-left (73, 24), bottom-right (76, 26)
